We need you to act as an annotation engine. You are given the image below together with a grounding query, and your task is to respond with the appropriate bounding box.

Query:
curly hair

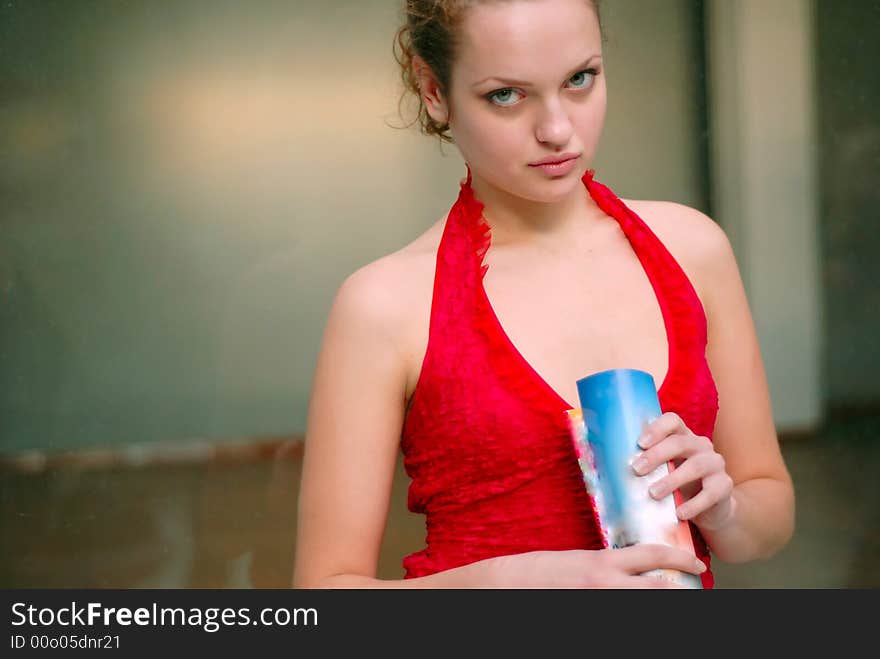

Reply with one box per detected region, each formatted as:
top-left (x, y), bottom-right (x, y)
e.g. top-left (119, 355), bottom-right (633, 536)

top-left (393, 0), bottom-right (603, 143)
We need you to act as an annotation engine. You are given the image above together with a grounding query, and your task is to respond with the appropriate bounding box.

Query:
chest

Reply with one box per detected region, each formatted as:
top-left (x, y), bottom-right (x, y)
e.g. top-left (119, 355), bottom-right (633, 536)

top-left (478, 234), bottom-right (671, 409)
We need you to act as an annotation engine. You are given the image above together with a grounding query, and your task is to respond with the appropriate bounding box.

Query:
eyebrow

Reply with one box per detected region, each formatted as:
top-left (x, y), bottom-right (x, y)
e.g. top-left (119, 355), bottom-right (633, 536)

top-left (471, 55), bottom-right (602, 88)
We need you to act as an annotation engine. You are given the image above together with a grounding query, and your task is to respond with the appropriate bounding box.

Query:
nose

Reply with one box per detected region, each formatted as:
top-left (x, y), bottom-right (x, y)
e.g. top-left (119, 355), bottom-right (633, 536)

top-left (534, 98), bottom-right (574, 146)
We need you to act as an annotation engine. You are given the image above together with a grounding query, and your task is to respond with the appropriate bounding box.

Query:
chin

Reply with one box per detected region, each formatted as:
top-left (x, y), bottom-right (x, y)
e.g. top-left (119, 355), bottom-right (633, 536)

top-left (517, 170), bottom-right (585, 202)
top-left (475, 163), bottom-right (583, 204)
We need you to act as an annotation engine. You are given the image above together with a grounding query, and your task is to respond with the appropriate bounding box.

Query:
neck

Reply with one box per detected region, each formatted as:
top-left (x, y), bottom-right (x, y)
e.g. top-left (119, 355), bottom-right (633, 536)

top-left (468, 169), bottom-right (600, 248)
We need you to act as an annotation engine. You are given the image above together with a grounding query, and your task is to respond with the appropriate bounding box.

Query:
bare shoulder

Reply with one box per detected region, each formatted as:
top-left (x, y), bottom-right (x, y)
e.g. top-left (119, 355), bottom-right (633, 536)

top-left (339, 216), bottom-right (443, 317)
top-left (622, 199), bottom-right (732, 268)
top-left (331, 215), bottom-right (445, 377)
top-left (621, 199), bottom-right (737, 305)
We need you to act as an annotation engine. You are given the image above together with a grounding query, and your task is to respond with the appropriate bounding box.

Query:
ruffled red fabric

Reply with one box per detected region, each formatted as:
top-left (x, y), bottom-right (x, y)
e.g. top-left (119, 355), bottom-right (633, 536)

top-left (400, 168), bottom-right (719, 588)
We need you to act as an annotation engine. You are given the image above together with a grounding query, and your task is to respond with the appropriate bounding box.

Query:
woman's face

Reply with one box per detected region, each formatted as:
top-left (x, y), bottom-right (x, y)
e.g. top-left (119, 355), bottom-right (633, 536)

top-left (442, 0), bottom-right (606, 203)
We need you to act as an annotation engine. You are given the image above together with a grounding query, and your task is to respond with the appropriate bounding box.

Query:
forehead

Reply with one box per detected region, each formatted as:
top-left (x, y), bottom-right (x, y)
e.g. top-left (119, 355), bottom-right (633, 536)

top-left (455, 0), bottom-right (602, 82)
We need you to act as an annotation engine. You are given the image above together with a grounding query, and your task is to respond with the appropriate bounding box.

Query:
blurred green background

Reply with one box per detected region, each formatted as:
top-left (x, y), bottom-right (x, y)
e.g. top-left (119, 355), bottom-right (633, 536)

top-left (0, 0), bottom-right (720, 453)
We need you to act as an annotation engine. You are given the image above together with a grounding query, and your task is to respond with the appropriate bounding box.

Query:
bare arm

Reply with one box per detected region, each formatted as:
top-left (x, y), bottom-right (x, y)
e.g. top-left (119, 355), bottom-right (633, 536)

top-left (292, 259), bottom-right (411, 588)
top-left (629, 204), bottom-right (795, 564)
top-left (697, 218), bottom-right (795, 562)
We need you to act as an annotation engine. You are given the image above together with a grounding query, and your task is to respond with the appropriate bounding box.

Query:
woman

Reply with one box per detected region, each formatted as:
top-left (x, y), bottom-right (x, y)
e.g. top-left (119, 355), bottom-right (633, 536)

top-left (293, 0), bottom-right (794, 588)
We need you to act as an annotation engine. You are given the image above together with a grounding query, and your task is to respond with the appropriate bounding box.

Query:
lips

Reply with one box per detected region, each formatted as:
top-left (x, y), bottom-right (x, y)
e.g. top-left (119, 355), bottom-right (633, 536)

top-left (529, 153), bottom-right (579, 167)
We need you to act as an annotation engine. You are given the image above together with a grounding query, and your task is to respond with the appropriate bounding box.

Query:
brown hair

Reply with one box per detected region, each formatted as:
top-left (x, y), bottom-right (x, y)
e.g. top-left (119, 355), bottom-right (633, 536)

top-left (393, 0), bottom-right (603, 143)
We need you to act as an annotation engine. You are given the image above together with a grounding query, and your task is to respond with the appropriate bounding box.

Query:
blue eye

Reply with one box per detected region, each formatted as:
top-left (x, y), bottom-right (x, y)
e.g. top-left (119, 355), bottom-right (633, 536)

top-left (487, 88), bottom-right (524, 107)
top-left (567, 69), bottom-right (597, 89)
top-left (485, 68), bottom-right (598, 106)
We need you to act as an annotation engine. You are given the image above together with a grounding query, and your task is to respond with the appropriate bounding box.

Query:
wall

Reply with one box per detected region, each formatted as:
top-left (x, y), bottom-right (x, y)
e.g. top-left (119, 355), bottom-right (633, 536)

top-left (706, 0), bottom-right (822, 431)
top-left (816, 0), bottom-right (880, 409)
top-left (0, 0), bottom-right (706, 453)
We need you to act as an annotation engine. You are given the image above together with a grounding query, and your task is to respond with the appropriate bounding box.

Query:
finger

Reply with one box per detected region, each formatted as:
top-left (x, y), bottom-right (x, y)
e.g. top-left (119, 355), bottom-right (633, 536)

top-left (632, 434), bottom-right (709, 475)
top-left (638, 412), bottom-right (687, 449)
top-left (676, 472), bottom-right (734, 521)
top-left (648, 452), bottom-right (724, 500)
top-left (612, 544), bottom-right (706, 576)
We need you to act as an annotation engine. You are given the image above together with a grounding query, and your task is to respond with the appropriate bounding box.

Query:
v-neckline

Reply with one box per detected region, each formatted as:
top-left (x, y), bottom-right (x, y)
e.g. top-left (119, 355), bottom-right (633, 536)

top-left (471, 170), bottom-right (673, 412)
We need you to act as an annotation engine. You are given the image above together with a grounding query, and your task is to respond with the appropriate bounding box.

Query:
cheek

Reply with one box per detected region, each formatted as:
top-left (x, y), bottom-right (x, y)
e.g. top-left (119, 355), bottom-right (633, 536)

top-left (579, 87), bottom-right (607, 139)
top-left (565, 97), bottom-right (606, 159)
top-left (452, 106), bottom-right (523, 162)
top-left (575, 107), bottom-right (604, 144)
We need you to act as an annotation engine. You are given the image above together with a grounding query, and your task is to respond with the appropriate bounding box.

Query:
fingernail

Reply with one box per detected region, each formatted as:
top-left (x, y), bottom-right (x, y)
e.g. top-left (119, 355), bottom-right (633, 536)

top-left (649, 483), bottom-right (664, 498)
top-left (638, 434), bottom-right (650, 449)
top-left (694, 559), bottom-right (707, 573)
top-left (632, 456), bottom-right (648, 474)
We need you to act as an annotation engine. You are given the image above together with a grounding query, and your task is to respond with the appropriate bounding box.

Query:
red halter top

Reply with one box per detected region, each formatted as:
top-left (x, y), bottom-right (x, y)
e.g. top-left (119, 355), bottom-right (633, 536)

top-left (400, 168), bottom-right (719, 588)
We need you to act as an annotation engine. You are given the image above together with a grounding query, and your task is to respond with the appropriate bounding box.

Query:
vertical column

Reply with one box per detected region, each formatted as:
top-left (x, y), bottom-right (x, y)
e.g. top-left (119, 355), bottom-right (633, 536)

top-left (706, 0), bottom-right (822, 432)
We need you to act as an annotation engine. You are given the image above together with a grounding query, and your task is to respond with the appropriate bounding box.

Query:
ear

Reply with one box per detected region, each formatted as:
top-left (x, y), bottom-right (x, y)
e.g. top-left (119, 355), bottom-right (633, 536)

top-left (413, 55), bottom-right (449, 125)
